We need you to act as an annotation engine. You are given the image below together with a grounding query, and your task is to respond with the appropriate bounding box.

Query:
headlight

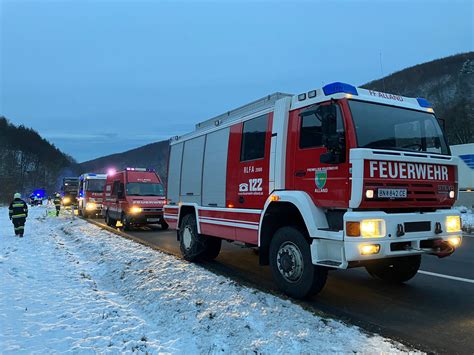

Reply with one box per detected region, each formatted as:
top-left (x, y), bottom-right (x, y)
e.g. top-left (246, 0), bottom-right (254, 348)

top-left (62, 197), bottom-right (71, 204)
top-left (360, 219), bottom-right (386, 238)
top-left (446, 216), bottom-right (461, 233)
top-left (346, 219), bottom-right (386, 238)
top-left (86, 202), bottom-right (97, 210)
top-left (130, 206), bottom-right (142, 214)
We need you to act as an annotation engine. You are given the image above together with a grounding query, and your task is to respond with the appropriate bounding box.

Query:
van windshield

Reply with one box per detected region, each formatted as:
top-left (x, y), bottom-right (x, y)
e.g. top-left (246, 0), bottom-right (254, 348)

top-left (86, 179), bottom-right (106, 192)
top-left (126, 182), bottom-right (164, 196)
top-left (348, 100), bottom-right (449, 155)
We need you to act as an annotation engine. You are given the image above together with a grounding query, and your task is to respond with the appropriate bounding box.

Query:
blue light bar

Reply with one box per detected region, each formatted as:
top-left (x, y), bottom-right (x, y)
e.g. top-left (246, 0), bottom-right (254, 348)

top-left (322, 82), bottom-right (358, 96)
top-left (416, 98), bottom-right (433, 108)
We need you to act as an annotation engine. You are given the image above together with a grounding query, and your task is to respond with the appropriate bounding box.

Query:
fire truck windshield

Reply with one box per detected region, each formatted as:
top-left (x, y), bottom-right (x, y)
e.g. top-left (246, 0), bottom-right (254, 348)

top-left (126, 183), bottom-right (165, 196)
top-left (86, 179), bottom-right (106, 192)
top-left (348, 100), bottom-right (449, 155)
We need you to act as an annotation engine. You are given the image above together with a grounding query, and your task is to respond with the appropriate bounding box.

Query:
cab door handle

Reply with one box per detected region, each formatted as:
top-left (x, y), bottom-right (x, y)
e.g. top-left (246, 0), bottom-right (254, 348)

top-left (295, 170), bottom-right (306, 177)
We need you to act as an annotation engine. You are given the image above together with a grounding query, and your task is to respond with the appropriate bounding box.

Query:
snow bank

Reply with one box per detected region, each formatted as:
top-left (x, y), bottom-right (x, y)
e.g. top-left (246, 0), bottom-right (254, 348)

top-left (1, 207), bottom-right (414, 353)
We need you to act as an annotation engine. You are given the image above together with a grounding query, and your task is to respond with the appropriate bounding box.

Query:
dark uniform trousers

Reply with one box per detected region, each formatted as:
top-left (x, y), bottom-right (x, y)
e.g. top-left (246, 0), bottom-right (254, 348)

top-left (8, 199), bottom-right (28, 236)
top-left (53, 198), bottom-right (61, 216)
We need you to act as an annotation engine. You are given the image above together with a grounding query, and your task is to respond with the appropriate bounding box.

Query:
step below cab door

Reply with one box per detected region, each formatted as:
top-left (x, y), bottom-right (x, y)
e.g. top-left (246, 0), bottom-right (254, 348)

top-left (286, 101), bottom-right (350, 209)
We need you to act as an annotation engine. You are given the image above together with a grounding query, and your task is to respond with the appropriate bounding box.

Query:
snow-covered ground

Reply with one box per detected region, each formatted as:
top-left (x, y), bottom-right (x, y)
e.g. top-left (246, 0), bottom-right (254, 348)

top-left (1, 206), bottom-right (414, 354)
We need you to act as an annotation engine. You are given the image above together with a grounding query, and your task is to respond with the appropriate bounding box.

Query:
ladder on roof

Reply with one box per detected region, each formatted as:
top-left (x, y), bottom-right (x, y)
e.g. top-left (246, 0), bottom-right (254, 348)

top-left (195, 92), bottom-right (293, 131)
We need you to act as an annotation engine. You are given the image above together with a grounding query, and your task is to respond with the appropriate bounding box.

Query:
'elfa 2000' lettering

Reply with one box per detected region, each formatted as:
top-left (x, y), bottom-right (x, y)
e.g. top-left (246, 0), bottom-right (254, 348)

top-left (368, 160), bottom-right (449, 181)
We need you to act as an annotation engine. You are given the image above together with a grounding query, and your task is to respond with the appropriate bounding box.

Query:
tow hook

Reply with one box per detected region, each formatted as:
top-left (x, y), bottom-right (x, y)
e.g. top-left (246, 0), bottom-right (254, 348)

top-left (404, 239), bottom-right (455, 258)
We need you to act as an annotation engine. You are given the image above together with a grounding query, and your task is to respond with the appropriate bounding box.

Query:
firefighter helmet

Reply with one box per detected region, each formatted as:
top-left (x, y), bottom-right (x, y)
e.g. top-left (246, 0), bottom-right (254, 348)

top-left (14, 193), bottom-right (21, 199)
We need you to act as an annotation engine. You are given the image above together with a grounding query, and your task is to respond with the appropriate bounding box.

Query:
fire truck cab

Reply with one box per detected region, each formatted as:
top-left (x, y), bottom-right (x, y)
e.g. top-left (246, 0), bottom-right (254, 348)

top-left (77, 173), bottom-right (107, 218)
top-left (102, 168), bottom-right (167, 230)
top-left (61, 177), bottom-right (79, 207)
top-left (164, 82), bottom-right (462, 298)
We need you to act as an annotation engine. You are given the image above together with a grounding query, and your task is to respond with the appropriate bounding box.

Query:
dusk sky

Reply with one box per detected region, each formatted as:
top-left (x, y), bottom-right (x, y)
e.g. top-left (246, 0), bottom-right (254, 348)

top-left (1, 0), bottom-right (472, 162)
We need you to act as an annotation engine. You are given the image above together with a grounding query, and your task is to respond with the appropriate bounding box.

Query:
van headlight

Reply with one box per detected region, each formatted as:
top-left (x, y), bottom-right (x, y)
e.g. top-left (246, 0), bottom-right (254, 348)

top-left (130, 206), bottom-right (142, 214)
top-left (86, 202), bottom-right (97, 210)
top-left (446, 216), bottom-right (461, 233)
top-left (62, 197), bottom-right (71, 204)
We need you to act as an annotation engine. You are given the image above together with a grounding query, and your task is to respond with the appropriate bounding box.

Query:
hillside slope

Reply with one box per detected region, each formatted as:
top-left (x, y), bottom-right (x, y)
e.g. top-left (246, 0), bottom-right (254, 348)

top-left (0, 117), bottom-right (79, 203)
top-left (79, 140), bottom-right (169, 182)
top-left (362, 52), bottom-right (473, 145)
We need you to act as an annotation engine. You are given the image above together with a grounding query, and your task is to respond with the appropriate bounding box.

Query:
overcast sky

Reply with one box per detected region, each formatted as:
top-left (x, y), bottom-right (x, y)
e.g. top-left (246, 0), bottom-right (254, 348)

top-left (1, 0), bottom-right (473, 162)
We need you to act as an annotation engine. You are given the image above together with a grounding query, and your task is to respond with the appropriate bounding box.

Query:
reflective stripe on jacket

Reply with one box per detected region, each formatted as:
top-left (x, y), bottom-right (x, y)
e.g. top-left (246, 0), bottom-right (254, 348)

top-left (9, 198), bottom-right (28, 218)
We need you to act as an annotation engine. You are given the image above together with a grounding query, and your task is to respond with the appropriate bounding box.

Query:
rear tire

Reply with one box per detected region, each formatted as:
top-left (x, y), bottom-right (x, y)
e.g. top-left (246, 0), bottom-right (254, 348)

top-left (106, 211), bottom-right (116, 227)
top-left (200, 237), bottom-right (222, 261)
top-left (269, 226), bottom-right (327, 299)
top-left (161, 221), bottom-right (169, 230)
top-left (365, 255), bottom-right (421, 283)
top-left (179, 213), bottom-right (221, 261)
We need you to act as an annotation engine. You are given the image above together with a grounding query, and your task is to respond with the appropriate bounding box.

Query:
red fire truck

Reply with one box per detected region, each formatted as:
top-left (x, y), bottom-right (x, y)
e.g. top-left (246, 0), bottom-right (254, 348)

top-left (77, 173), bottom-right (107, 218)
top-left (164, 82), bottom-right (462, 298)
top-left (102, 168), bottom-right (168, 230)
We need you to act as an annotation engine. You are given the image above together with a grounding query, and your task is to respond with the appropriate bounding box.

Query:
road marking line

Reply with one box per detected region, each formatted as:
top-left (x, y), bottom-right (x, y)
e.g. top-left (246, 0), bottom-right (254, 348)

top-left (418, 270), bottom-right (474, 284)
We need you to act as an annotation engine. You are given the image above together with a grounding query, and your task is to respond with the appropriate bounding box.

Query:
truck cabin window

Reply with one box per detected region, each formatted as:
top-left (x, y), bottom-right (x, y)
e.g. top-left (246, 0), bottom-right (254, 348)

top-left (299, 104), bottom-right (344, 149)
top-left (348, 100), bottom-right (449, 155)
top-left (126, 182), bottom-right (164, 196)
top-left (240, 114), bottom-right (268, 161)
top-left (86, 179), bottom-right (106, 192)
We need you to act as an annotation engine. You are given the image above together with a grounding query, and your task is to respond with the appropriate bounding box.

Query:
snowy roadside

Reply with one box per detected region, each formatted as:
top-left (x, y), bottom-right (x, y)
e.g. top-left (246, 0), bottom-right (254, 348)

top-left (1, 206), bottom-right (416, 353)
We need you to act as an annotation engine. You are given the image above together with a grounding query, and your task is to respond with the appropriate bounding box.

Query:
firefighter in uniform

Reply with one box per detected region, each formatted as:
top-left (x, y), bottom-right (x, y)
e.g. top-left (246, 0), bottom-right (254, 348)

top-left (53, 193), bottom-right (62, 216)
top-left (8, 193), bottom-right (28, 237)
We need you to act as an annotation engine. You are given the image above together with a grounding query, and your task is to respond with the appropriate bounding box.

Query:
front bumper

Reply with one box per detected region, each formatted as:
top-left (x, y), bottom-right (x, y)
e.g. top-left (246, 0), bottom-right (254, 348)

top-left (343, 209), bottom-right (462, 261)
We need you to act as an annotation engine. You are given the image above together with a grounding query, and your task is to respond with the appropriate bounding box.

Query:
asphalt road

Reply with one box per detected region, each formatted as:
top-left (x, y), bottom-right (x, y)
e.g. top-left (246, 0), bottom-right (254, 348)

top-left (86, 218), bottom-right (474, 354)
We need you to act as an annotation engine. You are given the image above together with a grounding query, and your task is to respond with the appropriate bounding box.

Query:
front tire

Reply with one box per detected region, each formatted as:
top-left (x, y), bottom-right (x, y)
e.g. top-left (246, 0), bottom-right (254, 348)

top-left (269, 226), bottom-right (327, 299)
top-left (121, 214), bottom-right (131, 231)
top-left (365, 255), bottom-right (421, 283)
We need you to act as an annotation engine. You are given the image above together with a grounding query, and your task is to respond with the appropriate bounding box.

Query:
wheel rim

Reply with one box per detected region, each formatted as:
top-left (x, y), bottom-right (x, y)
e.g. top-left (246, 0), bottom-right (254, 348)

top-left (276, 241), bottom-right (304, 283)
top-left (182, 226), bottom-right (193, 250)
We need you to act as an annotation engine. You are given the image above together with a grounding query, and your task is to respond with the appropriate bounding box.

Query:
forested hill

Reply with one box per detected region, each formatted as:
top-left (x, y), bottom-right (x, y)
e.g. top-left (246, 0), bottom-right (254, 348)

top-left (79, 140), bottom-right (169, 183)
top-left (0, 117), bottom-right (78, 203)
top-left (362, 52), bottom-right (474, 144)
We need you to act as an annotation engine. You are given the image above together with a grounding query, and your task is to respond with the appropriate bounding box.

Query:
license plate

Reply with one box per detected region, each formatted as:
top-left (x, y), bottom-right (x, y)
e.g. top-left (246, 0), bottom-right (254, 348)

top-left (147, 218), bottom-right (160, 222)
top-left (377, 188), bottom-right (407, 199)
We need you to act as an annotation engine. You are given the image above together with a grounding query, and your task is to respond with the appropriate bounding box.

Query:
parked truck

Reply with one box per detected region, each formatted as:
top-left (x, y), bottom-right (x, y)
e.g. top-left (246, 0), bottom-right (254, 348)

top-left (77, 173), bottom-right (107, 218)
top-left (61, 177), bottom-right (79, 207)
top-left (164, 82), bottom-right (462, 298)
top-left (102, 168), bottom-right (168, 230)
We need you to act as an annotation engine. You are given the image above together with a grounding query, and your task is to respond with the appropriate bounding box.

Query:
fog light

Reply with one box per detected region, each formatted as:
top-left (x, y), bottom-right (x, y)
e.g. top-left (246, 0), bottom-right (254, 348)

top-left (359, 244), bottom-right (380, 255)
top-left (449, 190), bottom-right (455, 198)
top-left (447, 236), bottom-right (461, 248)
top-left (360, 219), bottom-right (386, 238)
top-left (130, 206), bottom-right (142, 214)
top-left (86, 202), bottom-right (97, 210)
top-left (366, 189), bottom-right (374, 199)
top-left (446, 216), bottom-right (461, 232)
